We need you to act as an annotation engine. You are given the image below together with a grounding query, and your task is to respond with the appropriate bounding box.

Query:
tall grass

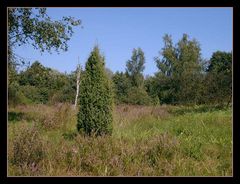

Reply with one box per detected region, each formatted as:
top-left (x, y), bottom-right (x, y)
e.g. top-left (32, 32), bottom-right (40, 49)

top-left (8, 104), bottom-right (232, 176)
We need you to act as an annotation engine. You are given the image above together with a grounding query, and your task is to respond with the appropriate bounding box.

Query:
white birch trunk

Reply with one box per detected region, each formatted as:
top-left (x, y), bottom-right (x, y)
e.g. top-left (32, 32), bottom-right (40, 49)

top-left (74, 64), bottom-right (81, 109)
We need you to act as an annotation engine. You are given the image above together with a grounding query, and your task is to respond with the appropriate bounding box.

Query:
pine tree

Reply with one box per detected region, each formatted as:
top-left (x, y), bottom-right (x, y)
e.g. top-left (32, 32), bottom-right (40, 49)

top-left (77, 46), bottom-right (113, 136)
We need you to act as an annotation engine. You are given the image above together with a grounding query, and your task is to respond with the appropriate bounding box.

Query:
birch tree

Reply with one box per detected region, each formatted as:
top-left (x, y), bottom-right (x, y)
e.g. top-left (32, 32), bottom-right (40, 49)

top-left (74, 62), bottom-right (81, 109)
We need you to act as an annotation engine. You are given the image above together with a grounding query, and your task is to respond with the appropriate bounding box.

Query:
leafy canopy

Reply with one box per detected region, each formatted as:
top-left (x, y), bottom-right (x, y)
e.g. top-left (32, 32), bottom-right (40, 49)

top-left (8, 8), bottom-right (81, 53)
top-left (126, 48), bottom-right (145, 87)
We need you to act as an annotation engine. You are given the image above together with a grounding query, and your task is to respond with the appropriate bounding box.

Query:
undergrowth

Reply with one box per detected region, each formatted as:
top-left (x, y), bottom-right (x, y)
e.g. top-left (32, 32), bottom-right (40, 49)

top-left (8, 104), bottom-right (232, 176)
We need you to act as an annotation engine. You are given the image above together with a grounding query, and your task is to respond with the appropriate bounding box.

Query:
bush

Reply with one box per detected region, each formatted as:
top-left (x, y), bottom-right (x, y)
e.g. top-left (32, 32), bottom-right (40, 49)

top-left (48, 86), bottom-right (75, 104)
top-left (77, 46), bottom-right (114, 136)
top-left (124, 87), bottom-right (152, 105)
top-left (151, 95), bottom-right (160, 106)
top-left (20, 85), bottom-right (40, 103)
top-left (8, 82), bottom-right (30, 106)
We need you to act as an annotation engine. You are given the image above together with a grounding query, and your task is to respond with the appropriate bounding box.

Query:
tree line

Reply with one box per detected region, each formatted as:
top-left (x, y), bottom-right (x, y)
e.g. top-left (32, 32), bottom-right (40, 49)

top-left (8, 8), bottom-right (232, 108)
top-left (8, 34), bottom-right (232, 107)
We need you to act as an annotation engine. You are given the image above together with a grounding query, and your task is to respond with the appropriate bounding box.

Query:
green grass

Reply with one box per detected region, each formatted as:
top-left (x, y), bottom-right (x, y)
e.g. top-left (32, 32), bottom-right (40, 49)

top-left (8, 104), bottom-right (232, 176)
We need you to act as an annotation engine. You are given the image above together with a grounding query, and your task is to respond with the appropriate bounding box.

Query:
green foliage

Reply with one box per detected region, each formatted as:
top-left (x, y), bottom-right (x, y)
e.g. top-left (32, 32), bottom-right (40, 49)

top-left (8, 22), bottom-right (231, 108)
top-left (8, 59), bottom-right (18, 85)
top-left (124, 86), bottom-right (152, 105)
top-left (19, 61), bottom-right (53, 87)
top-left (20, 85), bottom-right (40, 103)
top-left (205, 51), bottom-right (232, 105)
top-left (155, 34), bottom-right (176, 77)
top-left (145, 73), bottom-right (177, 104)
top-left (112, 71), bottom-right (131, 104)
top-left (13, 61), bottom-right (76, 105)
top-left (151, 95), bottom-right (160, 106)
top-left (144, 76), bottom-right (157, 98)
top-left (145, 35), bottom-right (232, 106)
top-left (77, 46), bottom-right (114, 136)
top-left (153, 34), bottom-right (203, 104)
top-left (207, 51), bottom-right (232, 74)
top-left (8, 8), bottom-right (81, 53)
top-left (116, 48), bottom-right (152, 105)
top-left (126, 48), bottom-right (145, 87)
top-left (50, 70), bottom-right (77, 104)
top-left (8, 81), bottom-right (30, 106)
top-left (206, 73), bottom-right (231, 105)
top-left (7, 8), bottom-right (81, 100)
top-left (49, 87), bottom-right (75, 104)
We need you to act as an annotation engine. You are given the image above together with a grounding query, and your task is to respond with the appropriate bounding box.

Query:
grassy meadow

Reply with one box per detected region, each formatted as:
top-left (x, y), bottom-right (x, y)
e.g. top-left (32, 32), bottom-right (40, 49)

top-left (8, 104), bottom-right (232, 176)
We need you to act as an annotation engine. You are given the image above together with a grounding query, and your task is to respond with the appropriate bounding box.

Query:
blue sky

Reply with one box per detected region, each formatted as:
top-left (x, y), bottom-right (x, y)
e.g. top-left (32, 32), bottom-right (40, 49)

top-left (13, 8), bottom-right (232, 76)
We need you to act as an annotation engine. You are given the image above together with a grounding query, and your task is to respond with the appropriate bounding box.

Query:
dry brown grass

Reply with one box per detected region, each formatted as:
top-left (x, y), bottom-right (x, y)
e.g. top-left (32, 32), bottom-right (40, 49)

top-left (114, 104), bottom-right (170, 127)
top-left (8, 103), bottom-right (76, 130)
top-left (8, 123), bottom-right (45, 175)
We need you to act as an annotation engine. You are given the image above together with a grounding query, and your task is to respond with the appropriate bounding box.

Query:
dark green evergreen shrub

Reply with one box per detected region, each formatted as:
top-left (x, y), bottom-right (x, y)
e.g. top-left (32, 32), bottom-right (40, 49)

top-left (77, 46), bottom-right (113, 136)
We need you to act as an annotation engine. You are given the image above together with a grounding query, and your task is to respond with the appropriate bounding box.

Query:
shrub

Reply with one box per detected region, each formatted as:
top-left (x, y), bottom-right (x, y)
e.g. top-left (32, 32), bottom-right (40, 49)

top-left (49, 85), bottom-right (75, 104)
top-left (8, 82), bottom-right (30, 106)
top-left (77, 46), bottom-right (114, 136)
top-left (151, 95), bottom-right (160, 106)
top-left (124, 87), bottom-right (152, 105)
top-left (20, 85), bottom-right (40, 103)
